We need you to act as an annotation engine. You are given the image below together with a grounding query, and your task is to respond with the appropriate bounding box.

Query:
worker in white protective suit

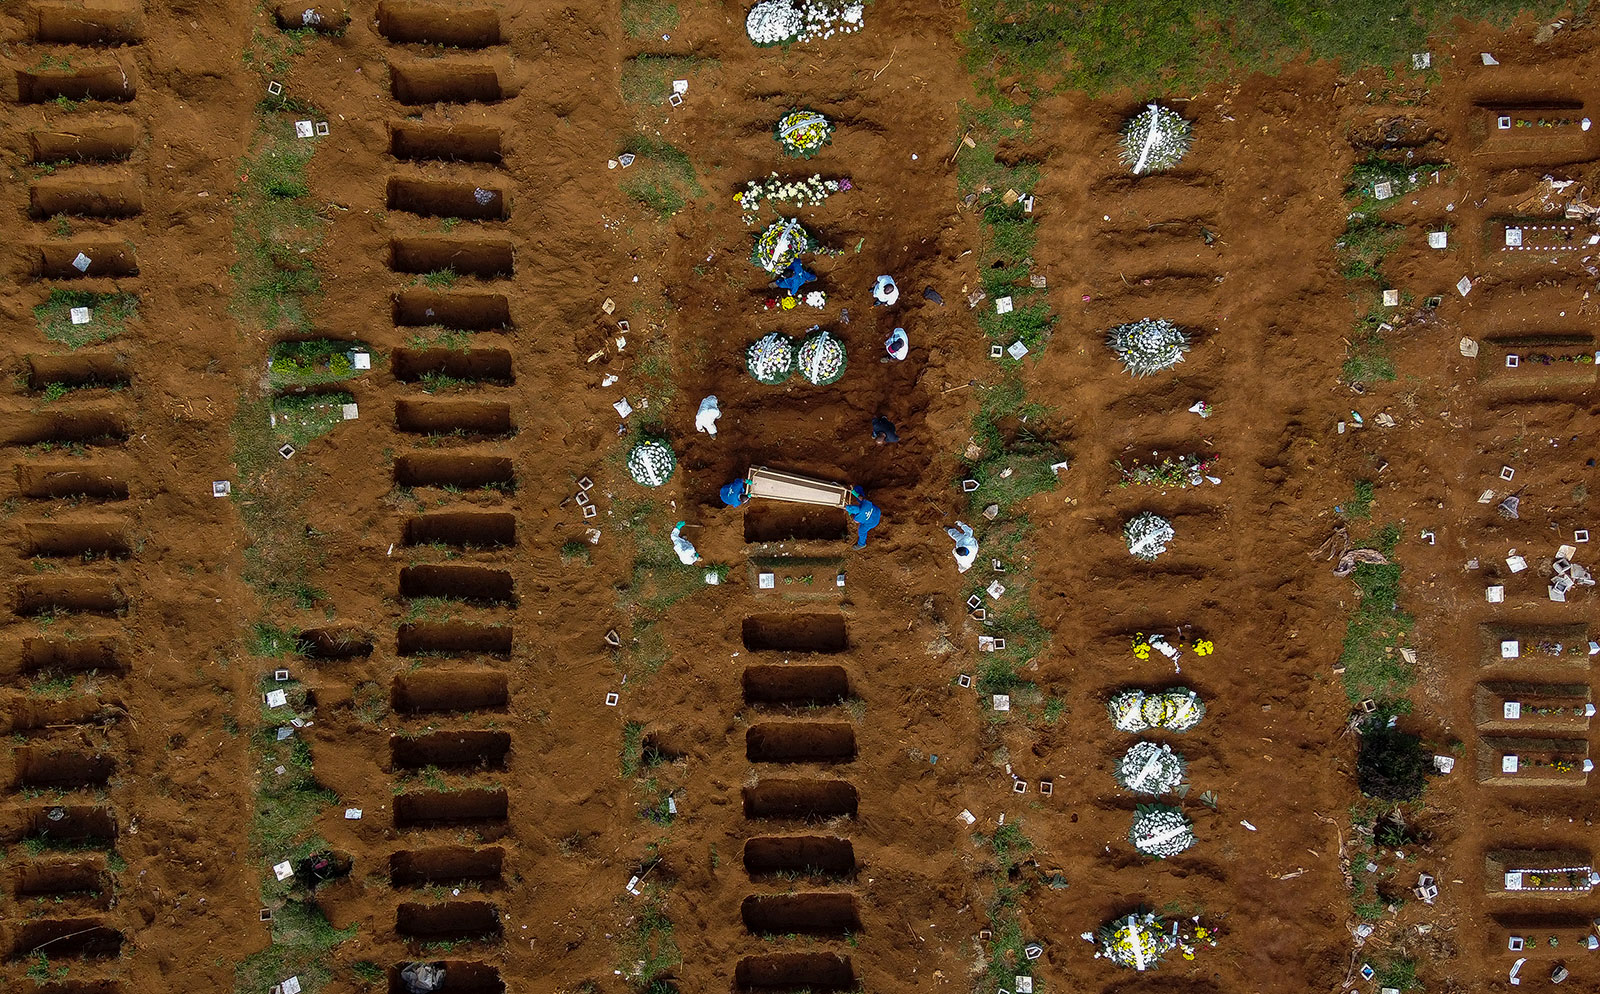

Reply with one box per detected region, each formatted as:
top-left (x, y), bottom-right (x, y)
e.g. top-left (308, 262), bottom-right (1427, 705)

top-left (670, 522), bottom-right (700, 565)
top-left (695, 395), bottom-right (721, 435)
top-left (947, 520), bottom-right (978, 572)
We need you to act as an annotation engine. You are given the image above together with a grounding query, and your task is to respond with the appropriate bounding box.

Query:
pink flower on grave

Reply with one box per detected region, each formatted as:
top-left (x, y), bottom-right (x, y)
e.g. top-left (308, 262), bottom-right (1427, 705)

top-left (839, 178), bottom-right (853, 191)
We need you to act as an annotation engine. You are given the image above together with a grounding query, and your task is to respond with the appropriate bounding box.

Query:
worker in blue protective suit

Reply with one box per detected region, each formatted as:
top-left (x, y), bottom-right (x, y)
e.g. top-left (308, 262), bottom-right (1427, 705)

top-left (845, 487), bottom-right (881, 548)
top-left (720, 478), bottom-right (750, 507)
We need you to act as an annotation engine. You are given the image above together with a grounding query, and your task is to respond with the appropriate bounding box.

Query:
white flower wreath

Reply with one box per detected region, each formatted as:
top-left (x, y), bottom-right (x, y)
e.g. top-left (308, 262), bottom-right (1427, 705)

top-left (1116, 741), bottom-right (1186, 794)
top-left (1129, 805), bottom-right (1196, 859)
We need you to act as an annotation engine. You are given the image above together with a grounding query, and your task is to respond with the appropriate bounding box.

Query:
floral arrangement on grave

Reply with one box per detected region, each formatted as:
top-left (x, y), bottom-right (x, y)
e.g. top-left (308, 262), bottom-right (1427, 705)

top-left (1129, 804), bottom-right (1196, 859)
top-left (1116, 741), bottom-right (1186, 795)
top-left (1512, 866), bottom-right (1599, 892)
top-left (752, 218), bottom-right (816, 274)
top-left (746, 1), bottom-right (864, 46)
top-left (1096, 911), bottom-right (1177, 971)
top-left (626, 438), bottom-right (677, 488)
top-left (1108, 688), bottom-right (1207, 733)
top-left (775, 111), bottom-right (835, 158)
top-left (1107, 319), bottom-right (1190, 376)
top-left (1119, 104), bottom-right (1193, 175)
top-left (737, 172), bottom-right (850, 224)
top-left (1114, 453), bottom-right (1220, 489)
top-left (796, 328), bottom-right (848, 385)
top-left (1513, 351), bottom-right (1596, 365)
top-left (1124, 512), bottom-right (1175, 560)
top-left (747, 332), bottom-right (798, 385)
top-left (1131, 632), bottom-right (1212, 661)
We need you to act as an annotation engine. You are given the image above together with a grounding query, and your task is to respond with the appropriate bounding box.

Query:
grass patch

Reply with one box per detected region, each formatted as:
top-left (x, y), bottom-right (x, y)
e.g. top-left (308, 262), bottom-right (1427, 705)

top-left (268, 340), bottom-right (369, 388)
top-left (1343, 311), bottom-right (1398, 385)
top-left (1346, 158), bottom-right (1450, 215)
top-left (619, 133), bottom-right (702, 221)
top-left (230, 395), bottom-right (328, 609)
top-left (235, 897), bottom-right (356, 994)
top-left (964, 377), bottom-right (1061, 514)
top-left (33, 289), bottom-right (138, 349)
top-left (1344, 480), bottom-right (1375, 520)
top-left (621, 0), bottom-right (679, 38)
top-left (1339, 524), bottom-right (1412, 704)
top-left (272, 391), bottom-right (355, 449)
top-left (621, 721), bottom-right (645, 778)
top-left (231, 104), bottom-right (325, 333)
top-left (617, 890), bottom-right (680, 988)
top-left (621, 54), bottom-right (714, 105)
top-left (963, 0), bottom-right (1561, 94)
top-left (1336, 217), bottom-right (1405, 282)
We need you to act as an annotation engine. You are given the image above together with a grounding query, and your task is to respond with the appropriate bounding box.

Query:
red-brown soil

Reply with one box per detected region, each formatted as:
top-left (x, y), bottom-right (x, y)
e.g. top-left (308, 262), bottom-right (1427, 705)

top-left (1, 4), bottom-right (1599, 994)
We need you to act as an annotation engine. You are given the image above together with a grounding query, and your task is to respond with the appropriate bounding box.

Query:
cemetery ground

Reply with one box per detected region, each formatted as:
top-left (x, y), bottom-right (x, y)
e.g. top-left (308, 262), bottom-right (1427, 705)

top-left (1, 3), bottom-right (1599, 994)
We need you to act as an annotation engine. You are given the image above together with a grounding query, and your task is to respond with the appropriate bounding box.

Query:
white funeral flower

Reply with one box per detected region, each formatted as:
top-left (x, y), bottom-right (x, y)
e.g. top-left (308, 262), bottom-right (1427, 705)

top-left (627, 439), bottom-right (677, 488)
top-left (797, 329), bottom-right (847, 384)
top-left (1129, 805), bottom-right (1196, 859)
top-left (746, 0), bottom-right (802, 44)
top-left (1124, 512), bottom-right (1174, 560)
top-left (1107, 318), bottom-right (1190, 376)
top-left (1144, 688), bottom-right (1206, 731)
top-left (1120, 103), bottom-right (1194, 174)
top-left (1116, 741), bottom-right (1186, 795)
top-left (1108, 689), bottom-right (1149, 732)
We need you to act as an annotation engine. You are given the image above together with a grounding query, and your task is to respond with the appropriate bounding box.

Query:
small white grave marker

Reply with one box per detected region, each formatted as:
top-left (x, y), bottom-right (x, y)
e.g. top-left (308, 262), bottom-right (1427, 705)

top-left (613, 398), bottom-right (633, 418)
top-left (72, 252), bottom-right (92, 272)
top-left (294, 120), bottom-right (314, 139)
top-left (668, 92), bottom-right (683, 107)
top-left (341, 403), bottom-right (359, 420)
top-left (1006, 340), bottom-right (1028, 360)
top-left (604, 692), bottom-right (619, 706)
top-left (1373, 180), bottom-right (1393, 200)
top-left (1382, 289), bottom-right (1399, 307)
top-left (758, 573), bottom-right (775, 589)
top-left (1427, 231), bottom-right (1448, 249)
top-left (1506, 355), bottom-right (1519, 368)
top-left (1481, 53), bottom-right (1498, 65)
top-left (1487, 585), bottom-right (1505, 603)
top-left (350, 351), bottom-right (371, 370)
top-left (618, 153), bottom-right (636, 168)
top-left (69, 306), bottom-right (92, 325)
top-left (267, 81), bottom-right (283, 96)
top-left (986, 580), bottom-right (1006, 600)
top-left (344, 808), bottom-right (362, 820)
top-left (958, 674), bottom-right (972, 688)
top-left (1505, 227), bottom-right (1523, 247)
top-left (1016, 978), bottom-right (1033, 993)
top-left (1501, 640), bottom-right (1520, 658)
top-left (1433, 755), bottom-right (1455, 774)
top-left (273, 860), bottom-right (294, 881)
top-left (1504, 702), bottom-right (1522, 720)
top-left (1456, 275), bottom-right (1473, 296)
top-left (1507, 555), bottom-right (1527, 573)
top-left (958, 809), bottom-right (976, 825)
top-left (672, 79), bottom-right (688, 94)
top-left (1502, 755), bottom-right (1519, 774)
top-left (1412, 52), bottom-right (1431, 69)
top-left (265, 689), bottom-right (288, 708)
top-left (281, 977), bottom-right (302, 994)
top-left (315, 121), bottom-right (329, 137)
top-left (995, 296), bottom-right (1013, 314)
top-left (992, 694), bottom-right (1011, 712)
top-left (1500, 465), bottom-right (1515, 481)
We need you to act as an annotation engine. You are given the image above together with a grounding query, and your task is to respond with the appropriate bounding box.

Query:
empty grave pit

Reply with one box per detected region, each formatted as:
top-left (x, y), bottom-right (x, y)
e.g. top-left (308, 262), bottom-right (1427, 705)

top-left (743, 665), bottom-right (849, 706)
top-left (747, 723), bottom-right (856, 763)
top-left (388, 177), bottom-right (507, 221)
top-left (22, 636), bottom-right (124, 675)
top-left (390, 123), bottom-right (503, 164)
top-left (741, 893), bottom-right (860, 937)
top-left (390, 847), bottom-right (504, 887)
top-left (744, 836), bottom-right (856, 879)
top-left (30, 123), bottom-right (139, 164)
top-left (14, 861), bottom-right (112, 905)
top-left (398, 621), bottom-right (512, 659)
top-left (392, 347), bottom-right (513, 384)
top-left (16, 578), bottom-right (128, 616)
top-left (22, 521), bottom-right (130, 559)
top-left (743, 779), bottom-right (858, 820)
top-left (391, 730), bottom-right (510, 771)
top-left (10, 919), bottom-right (123, 959)
top-left (7, 699), bottom-right (117, 733)
top-left (19, 982), bottom-right (122, 994)
top-left (28, 353), bottom-right (132, 391)
top-left (404, 512), bottom-right (514, 549)
top-left (295, 626), bottom-right (373, 660)
top-left (29, 178), bottom-right (142, 220)
top-left (742, 614), bottom-right (848, 654)
top-left (16, 464), bottom-right (128, 501)
top-left (397, 901), bottom-right (501, 941)
top-left (395, 399), bottom-right (513, 437)
top-left (399, 565), bottom-right (514, 605)
top-left (394, 290), bottom-right (509, 329)
top-left (7, 410), bottom-right (129, 447)
top-left (391, 237), bottom-right (513, 279)
top-left (392, 671), bottom-right (508, 713)
top-left (17, 66), bottom-right (136, 103)
top-left (736, 953), bottom-right (855, 993)
top-left (390, 63), bottom-right (504, 105)
top-left (271, 3), bottom-right (351, 32)
top-left (12, 748), bottom-right (114, 790)
top-left (395, 454), bottom-right (514, 490)
top-left (37, 243), bottom-right (138, 279)
top-left (22, 805), bottom-right (116, 844)
top-left (33, 5), bottom-right (144, 44)
top-left (744, 502), bottom-right (848, 543)
top-left (378, 0), bottom-right (500, 46)
top-left (394, 788), bottom-right (508, 828)
top-left (387, 961), bottom-right (503, 994)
